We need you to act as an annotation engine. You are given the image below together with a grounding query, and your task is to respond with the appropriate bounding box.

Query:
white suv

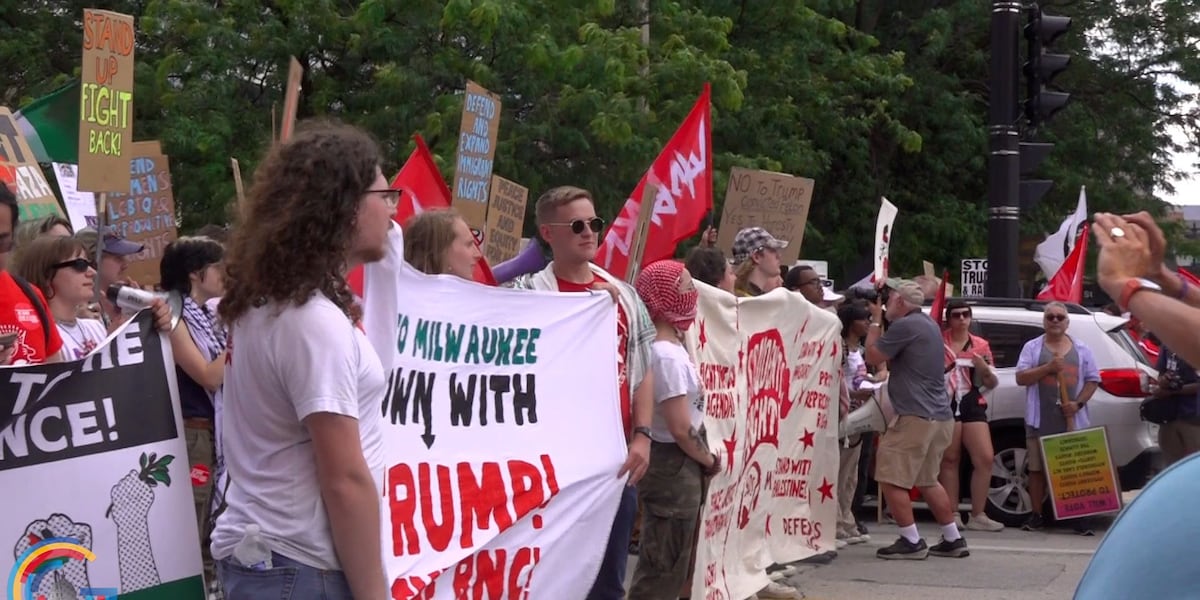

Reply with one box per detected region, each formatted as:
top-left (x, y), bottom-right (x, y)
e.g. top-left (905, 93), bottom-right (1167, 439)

top-left (922, 298), bottom-right (1161, 526)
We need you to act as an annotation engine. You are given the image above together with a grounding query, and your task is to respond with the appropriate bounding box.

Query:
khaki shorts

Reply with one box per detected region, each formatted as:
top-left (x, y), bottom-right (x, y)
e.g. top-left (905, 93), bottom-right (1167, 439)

top-left (875, 415), bottom-right (954, 489)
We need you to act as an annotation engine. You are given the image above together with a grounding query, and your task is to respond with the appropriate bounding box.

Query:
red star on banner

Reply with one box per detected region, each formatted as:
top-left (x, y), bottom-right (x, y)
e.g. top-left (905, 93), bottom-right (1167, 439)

top-left (818, 478), bottom-right (834, 502)
top-left (698, 319), bottom-right (708, 350)
top-left (800, 428), bottom-right (815, 451)
top-left (722, 430), bottom-right (737, 472)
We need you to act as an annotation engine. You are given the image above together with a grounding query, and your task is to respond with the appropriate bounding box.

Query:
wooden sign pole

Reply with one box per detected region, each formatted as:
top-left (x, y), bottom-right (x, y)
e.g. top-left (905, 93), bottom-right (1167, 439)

top-left (624, 183), bottom-right (658, 284)
top-left (231, 158), bottom-right (246, 212)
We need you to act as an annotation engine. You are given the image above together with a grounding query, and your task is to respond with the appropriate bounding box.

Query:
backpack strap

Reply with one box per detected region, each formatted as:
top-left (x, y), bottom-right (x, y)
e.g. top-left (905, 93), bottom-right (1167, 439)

top-left (11, 274), bottom-right (52, 349)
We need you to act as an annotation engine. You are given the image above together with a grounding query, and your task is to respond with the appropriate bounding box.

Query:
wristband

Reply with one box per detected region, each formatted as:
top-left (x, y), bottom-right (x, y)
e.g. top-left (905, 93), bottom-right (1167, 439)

top-left (632, 426), bottom-right (652, 440)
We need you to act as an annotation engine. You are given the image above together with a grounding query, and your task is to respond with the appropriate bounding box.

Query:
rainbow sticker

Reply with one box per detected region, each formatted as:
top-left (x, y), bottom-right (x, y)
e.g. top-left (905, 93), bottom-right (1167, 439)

top-left (7, 537), bottom-right (97, 600)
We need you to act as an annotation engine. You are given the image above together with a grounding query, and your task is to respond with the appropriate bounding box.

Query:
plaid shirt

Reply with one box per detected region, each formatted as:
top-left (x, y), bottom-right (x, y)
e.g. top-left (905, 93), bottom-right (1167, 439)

top-left (509, 264), bottom-right (655, 399)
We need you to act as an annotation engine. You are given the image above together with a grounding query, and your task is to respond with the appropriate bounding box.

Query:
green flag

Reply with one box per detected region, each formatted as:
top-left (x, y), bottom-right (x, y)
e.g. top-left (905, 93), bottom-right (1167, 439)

top-left (14, 81), bottom-right (80, 164)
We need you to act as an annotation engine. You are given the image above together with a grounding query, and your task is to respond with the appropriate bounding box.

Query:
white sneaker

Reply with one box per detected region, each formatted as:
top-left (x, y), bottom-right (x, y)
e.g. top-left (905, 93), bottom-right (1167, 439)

top-left (953, 514), bottom-right (965, 531)
top-left (836, 538), bottom-right (848, 549)
top-left (757, 581), bottom-right (804, 599)
top-left (966, 513), bottom-right (1005, 532)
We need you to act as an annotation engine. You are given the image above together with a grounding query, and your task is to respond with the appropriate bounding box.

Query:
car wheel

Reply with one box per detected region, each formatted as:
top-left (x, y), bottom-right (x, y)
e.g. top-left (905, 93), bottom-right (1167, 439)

top-left (985, 429), bottom-right (1035, 527)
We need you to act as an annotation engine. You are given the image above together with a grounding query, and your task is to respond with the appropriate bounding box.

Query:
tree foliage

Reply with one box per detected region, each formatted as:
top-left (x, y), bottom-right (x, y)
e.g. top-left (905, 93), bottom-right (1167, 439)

top-left (2, 0), bottom-right (1197, 283)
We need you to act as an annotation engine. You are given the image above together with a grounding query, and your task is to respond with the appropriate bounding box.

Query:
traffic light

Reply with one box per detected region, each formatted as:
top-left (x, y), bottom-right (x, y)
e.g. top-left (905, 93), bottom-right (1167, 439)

top-left (1019, 141), bottom-right (1054, 210)
top-left (1023, 5), bottom-right (1072, 127)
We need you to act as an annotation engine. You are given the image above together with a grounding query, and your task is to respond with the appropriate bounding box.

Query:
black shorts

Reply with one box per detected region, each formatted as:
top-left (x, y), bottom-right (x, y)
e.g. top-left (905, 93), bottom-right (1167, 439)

top-left (951, 395), bottom-right (988, 423)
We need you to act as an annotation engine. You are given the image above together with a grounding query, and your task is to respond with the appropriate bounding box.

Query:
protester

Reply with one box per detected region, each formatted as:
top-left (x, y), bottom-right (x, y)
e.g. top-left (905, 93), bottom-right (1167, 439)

top-left (1014, 301), bottom-right (1100, 533)
top-left (509, 185), bottom-right (653, 600)
top-left (0, 184), bottom-right (63, 366)
top-left (160, 236), bottom-right (229, 589)
top-left (1143, 342), bottom-right (1200, 465)
top-left (76, 226), bottom-right (146, 325)
top-left (212, 122), bottom-right (392, 600)
top-left (731, 227), bottom-right (787, 297)
top-left (684, 245), bottom-right (735, 293)
top-left (12, 235), bottom-right (106, 361)
top-left (10, 214), bottom-right (74, 269)
top-left (936, 299), bottom-right (1003, 532)
top-left (783, 265), bottom-right (824, 305)
top-left (1091, 212), bottom-right (1200, 366)
top-left (403, 208), bottom-right (481, 279)
top-left (627, 260), bottom-right (719, 599)
top-left (864, 278), bottom-right (966, 559)
top-left (835, 302), bottom-right (875, 548)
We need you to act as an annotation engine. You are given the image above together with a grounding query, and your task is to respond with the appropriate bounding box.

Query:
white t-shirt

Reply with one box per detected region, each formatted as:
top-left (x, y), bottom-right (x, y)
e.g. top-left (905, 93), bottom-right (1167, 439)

top-left (210, 293), bottom-right (386, 570)
top-left (648, 340), bottom-right (704, 443)
top-left (56, 318), bottom-right (108, 360)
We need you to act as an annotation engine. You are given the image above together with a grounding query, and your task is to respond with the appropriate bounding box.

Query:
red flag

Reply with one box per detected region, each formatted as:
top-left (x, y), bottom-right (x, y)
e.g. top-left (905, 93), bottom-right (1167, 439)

top-left (1037, 223), bottom-right (1089, 303)
top-left (392, 134), bottom-right (451, 224)
top-left (930, 269), bottom-right (949, 328)
top-left (594, 85), bottom-right (712, 276)
top-left (348, 134), bottom-right (494, 294)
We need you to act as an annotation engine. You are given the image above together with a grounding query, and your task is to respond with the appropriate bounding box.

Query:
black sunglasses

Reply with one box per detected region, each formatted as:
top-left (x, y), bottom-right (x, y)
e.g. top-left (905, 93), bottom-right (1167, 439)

top-left (949, 310), bottom-right (972, 319)
top-left (1045, 314), bottom-right (1067, 322)
top-left (548, 217), bottom-right (605, 235)
top-left (51, 258), bottom-right (96, 273)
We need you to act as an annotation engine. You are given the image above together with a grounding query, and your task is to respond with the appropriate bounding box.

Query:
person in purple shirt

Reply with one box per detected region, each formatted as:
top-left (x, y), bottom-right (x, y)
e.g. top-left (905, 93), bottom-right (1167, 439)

top-left (1014, 302), bottom-right (1100, 532)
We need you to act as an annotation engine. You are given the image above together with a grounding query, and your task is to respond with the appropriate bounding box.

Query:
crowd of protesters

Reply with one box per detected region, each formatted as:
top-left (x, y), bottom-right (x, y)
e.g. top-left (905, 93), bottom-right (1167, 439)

top-left (3, 120), bottom-right (1199, 600)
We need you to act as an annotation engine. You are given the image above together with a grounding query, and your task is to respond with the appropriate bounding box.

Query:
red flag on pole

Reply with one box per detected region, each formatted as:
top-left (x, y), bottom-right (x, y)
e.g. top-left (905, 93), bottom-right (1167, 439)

top-left (930, 269), bottom-right (949, 328)
top-left (594, 85), bottom-right (712, 276)
top-left (1037, 223), bottom-right (1089, 304)
top-left (348, 134), bottom-right (495, 294)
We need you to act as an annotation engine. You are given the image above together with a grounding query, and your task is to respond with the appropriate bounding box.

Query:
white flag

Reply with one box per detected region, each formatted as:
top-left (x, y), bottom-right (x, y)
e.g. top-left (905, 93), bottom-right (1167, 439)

top-left (1035, 186), bottom-right (1088, 279)
top-left (873, 197), bottom-right (898, 282)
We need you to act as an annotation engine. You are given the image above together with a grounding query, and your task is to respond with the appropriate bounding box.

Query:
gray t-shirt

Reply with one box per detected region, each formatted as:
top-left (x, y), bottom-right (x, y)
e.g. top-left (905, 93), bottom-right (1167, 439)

top-left (875, 311), bottom-right (952, 420)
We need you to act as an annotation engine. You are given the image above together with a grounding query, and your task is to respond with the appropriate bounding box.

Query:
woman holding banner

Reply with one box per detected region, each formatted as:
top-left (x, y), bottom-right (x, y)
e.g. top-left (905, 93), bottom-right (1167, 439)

top-left (403, 208), bottom-right (483, 279)
top-left (627, 260), bottom-right (720, 599)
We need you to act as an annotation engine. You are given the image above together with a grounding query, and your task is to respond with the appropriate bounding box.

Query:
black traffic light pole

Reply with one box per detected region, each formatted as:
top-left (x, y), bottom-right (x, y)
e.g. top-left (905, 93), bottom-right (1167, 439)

top-left (986, 0), bottom-right (1023, 298)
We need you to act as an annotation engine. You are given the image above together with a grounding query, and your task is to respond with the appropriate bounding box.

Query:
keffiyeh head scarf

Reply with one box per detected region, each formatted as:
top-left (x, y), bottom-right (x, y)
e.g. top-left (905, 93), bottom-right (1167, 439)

top-left (635, 260), bottom-right (699, 332)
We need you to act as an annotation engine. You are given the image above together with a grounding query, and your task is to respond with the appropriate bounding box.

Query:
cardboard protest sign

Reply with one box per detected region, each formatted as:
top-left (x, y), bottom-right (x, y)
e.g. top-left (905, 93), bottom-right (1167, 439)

top-left (106, 143), bottom-right (178, 286)
top-left (52, 163), bottom-right (98, 231)
top-left (961, 258), bottom-right (988, 297)
top-left (716, 167), bottom-right (814, 265)
top-left (361, 239), bottom-right (626, 598)
top-left (483, 175), bottom-right (528, 265)
top-left (78, 9), bottom-right (135, 192)
top-left (873, 197), bottom-right (898, 282)
top-left (0, 107), bottom-right (62, 222)
top-left (0, 311), bottom-right (205, 600)
top-left (1040, 427), bottom-right (1122, 521)
top-left (688, 284), bottom-right (841, 600)
top-left (451, 81), bottom-right (502, 235)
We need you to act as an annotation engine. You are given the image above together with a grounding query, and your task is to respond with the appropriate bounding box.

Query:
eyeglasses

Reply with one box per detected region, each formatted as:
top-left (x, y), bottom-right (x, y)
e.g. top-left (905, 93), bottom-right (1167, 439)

top-left (1045, 314), bottom-right (1067, 322)
top-left (366, 188), bottom-right (402, 208)
top-left (52, 258), bottom-right (96, 273)
top-left (949, 310), bottom-right (972, 320)
top-left (547, 217), bottom-right (605, 235)
top-left (796, 279), bottom-right (821, 289)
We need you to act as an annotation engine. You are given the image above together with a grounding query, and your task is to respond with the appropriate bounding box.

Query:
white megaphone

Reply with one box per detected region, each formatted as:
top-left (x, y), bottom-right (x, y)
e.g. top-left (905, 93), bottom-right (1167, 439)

top-left (839, 389), bottom-right (896, 438)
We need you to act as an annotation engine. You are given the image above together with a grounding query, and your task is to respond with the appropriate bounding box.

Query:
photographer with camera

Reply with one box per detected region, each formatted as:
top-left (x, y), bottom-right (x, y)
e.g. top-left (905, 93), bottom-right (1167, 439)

top-left (1143, 340), bottom-right (1200, 466)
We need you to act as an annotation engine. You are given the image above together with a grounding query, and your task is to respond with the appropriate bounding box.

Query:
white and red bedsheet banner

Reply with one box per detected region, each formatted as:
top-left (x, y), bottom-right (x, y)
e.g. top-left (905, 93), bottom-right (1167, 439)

top-left (361, 233), bottom-right (627, 599)
top-left (688, 283), bottom-right (841, 600)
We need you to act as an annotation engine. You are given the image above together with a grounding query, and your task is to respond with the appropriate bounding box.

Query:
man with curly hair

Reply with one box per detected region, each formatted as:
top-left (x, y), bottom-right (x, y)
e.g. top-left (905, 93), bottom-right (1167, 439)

top-left (211, 121), bottom-right (395, 600)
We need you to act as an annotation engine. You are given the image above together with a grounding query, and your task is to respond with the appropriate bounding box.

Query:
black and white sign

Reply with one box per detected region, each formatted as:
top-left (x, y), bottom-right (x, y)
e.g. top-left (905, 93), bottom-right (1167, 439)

top-left (961, 259), bottom-right (987, 297)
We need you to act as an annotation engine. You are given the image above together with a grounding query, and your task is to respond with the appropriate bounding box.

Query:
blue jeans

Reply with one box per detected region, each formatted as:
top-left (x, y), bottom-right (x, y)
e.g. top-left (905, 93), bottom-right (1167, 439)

top-left (586, 485), bottom-right (638, 600)
top-left (218, 552), bottom-right (352, 600)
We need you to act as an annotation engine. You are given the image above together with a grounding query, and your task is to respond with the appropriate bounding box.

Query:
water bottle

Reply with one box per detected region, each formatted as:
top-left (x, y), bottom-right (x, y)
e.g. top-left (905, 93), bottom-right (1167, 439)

top-left (232, 524), bottom-right (272, 570)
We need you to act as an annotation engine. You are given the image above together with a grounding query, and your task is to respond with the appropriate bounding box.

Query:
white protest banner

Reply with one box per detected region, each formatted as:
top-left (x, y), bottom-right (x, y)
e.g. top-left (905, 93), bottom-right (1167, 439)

top-left (52, 162), bottom-right (99, 231)
top-left (361, 230), bottom-right (626, 598)
top-left (0, 311), bottom-right (204, 600)
top-left (961, 258), bottom-right (988, 297)
top-left (873, 197), bottom-right (898, 282)
top-left (689, 284), bottom-right (842, 600)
